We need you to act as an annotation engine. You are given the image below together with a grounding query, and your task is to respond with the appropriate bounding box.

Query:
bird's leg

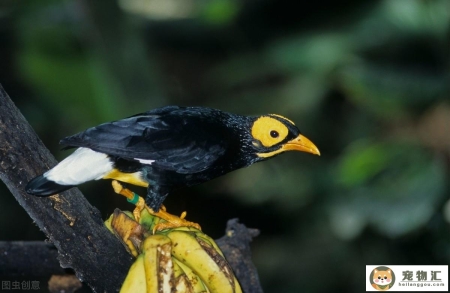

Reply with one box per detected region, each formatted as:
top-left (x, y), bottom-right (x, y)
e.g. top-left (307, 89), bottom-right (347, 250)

top-left (112, 180), bottom-right (145, 222)
top-left (111, 180), bottom-right (201, 233)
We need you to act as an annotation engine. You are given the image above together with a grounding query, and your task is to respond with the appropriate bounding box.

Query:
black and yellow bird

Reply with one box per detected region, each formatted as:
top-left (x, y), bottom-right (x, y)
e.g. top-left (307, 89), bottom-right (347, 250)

top-left (26, 106), bottom-right (319, 218)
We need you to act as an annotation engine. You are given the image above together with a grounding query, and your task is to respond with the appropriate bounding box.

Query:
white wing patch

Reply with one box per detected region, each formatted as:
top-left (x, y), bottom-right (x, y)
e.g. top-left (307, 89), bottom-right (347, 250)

top-left (135, 158), bottom-right (155, 165)
top-left (44, 147), bottom-right (113, 185)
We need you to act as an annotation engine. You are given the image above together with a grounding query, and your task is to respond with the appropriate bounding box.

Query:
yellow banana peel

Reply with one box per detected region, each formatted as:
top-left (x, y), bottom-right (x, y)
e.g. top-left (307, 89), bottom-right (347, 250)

top-left (105, 206), bottom-right (242, 293)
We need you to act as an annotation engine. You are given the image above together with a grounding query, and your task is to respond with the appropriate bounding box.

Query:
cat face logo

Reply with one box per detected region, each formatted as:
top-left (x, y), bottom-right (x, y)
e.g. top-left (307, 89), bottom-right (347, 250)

top-left (370, 266), bottom-right (395, 291)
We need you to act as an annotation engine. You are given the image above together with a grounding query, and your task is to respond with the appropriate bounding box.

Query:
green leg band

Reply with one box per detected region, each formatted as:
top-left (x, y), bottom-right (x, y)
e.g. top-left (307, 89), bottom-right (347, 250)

top-left (127, 193), bottom-right (139, 205)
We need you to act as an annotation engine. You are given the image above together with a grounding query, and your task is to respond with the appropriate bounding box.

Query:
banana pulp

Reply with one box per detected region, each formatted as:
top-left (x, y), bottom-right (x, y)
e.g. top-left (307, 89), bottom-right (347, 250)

top-left (105, 208), bottom-right (242, 293)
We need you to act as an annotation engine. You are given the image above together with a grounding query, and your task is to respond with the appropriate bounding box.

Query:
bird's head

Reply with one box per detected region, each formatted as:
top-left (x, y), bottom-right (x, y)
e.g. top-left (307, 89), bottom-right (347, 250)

top-left (244, 114), bottom-right (320, 162)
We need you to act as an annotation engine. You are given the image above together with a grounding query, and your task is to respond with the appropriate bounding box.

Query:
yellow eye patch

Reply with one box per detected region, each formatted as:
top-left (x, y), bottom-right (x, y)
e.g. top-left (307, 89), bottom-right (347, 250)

top-left (251, 116), bottom-right (289, 147)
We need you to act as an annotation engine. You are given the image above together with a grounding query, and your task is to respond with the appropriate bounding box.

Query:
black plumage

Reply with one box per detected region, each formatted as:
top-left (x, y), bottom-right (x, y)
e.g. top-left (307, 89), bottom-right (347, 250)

top-left (26, 106), bottom-right (319, 211)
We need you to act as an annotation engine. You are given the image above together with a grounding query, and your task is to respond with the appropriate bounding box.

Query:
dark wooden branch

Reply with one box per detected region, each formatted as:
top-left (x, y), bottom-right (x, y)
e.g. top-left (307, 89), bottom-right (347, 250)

top-left (217, 219), bottom-right (264, 293)
top-left (0, 84), bottom-right (133, 292)
top-left (0, 241), bottom-right (65, 277)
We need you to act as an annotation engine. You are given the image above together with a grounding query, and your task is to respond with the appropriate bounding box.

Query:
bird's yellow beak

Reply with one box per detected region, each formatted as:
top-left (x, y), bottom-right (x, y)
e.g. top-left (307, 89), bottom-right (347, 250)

top-left (257, 134), bottom-right (320, 158)
top-left (281, 134), bottom-right (320, 156)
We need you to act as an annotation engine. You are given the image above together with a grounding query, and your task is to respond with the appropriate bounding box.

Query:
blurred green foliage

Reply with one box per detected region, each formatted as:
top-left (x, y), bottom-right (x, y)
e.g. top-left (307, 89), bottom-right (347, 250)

top-left (0, 0), bottom-right (449, 292)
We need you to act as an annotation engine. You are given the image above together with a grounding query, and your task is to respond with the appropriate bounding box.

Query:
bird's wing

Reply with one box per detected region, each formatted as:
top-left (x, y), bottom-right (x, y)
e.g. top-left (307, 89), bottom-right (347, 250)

top-left (60, 107), bottom-right (229, 173)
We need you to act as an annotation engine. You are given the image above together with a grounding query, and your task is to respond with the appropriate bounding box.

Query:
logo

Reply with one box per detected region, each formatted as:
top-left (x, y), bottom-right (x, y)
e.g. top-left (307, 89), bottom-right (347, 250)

top-left (366, 265), bottom-right (448, 291)
top-left (370, 266), bottom-right (395, 291)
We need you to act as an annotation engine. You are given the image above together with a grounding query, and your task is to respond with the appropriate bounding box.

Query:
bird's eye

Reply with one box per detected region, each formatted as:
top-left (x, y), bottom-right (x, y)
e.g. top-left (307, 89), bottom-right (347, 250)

top-left (251, 116), bottom-right (289, 147)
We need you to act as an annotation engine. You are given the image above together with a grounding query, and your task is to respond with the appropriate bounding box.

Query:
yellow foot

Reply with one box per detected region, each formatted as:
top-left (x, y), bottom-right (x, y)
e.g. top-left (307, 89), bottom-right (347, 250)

top-left (111, 180), bottom-right (201, 233)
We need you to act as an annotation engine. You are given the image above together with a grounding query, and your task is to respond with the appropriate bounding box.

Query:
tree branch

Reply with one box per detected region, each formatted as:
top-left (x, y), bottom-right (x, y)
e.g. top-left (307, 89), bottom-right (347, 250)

top-left (217, 219), bottom-right (264, 293)
top-left (0, 241), bottom-right (66, 277)
top-left (0, 84), bottom-right (133, 292)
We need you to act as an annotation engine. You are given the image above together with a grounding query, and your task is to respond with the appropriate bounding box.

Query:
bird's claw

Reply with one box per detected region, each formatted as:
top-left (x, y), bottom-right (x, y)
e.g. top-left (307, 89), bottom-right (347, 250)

top-left (112, 180), bottom-right (201, 233)
top-left (147, 207), bottom-right (201, 234)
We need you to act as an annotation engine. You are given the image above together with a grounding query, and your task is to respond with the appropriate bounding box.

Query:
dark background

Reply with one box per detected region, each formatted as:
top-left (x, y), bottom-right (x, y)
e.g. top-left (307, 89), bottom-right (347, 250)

top-left (0, 0), bottom-right (449, 292)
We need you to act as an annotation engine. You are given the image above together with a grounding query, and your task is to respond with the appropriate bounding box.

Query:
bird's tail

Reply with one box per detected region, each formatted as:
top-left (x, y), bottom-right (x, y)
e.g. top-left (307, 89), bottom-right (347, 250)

top-left (26, 147), bottom-right (114, 196)
top-left (26, 175), bottom-right (74, 196)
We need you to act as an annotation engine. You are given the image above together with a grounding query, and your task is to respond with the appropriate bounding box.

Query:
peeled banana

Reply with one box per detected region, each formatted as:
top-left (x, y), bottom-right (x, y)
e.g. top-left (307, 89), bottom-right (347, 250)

top-left (106, 205), bottom-right (242, 293)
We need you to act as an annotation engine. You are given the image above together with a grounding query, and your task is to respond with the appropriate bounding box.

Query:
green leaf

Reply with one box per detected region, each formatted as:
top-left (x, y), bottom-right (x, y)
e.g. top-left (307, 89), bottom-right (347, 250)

top-left (330, 140), bottom-right (446, 238)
